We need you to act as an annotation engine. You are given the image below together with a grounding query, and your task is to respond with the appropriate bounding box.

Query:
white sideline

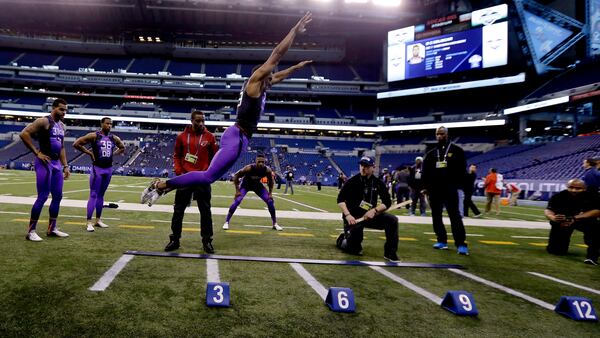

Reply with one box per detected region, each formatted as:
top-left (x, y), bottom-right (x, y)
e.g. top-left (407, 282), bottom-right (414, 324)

top-left (290, 263), bottom-right (328, 300)
top-left (275, 195), bottom-right (328, 212)
top-left (370, 266), bottom-right (443, 304)
top-left (527, 272), bottom-right (600, 295)
top-left (448, 268), bottom-right (554, 310)
top-left (89, 254), bottom-right (135, 292)
top-left (0, 195), bottom-right (550, 229)
top-left (206, 259), bottom-right (221, 283)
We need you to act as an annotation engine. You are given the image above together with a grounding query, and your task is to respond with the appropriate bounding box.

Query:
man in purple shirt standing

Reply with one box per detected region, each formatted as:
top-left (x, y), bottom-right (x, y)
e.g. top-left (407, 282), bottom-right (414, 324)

top-left (19, 98), bottom-right (71, 241)
top-left (73, 117), bottom-right (125, 232)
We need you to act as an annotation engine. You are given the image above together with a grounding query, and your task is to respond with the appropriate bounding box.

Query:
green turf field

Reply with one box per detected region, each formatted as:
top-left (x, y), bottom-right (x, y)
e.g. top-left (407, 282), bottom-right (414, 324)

top-left (0, 169), bottom-right (598, 337)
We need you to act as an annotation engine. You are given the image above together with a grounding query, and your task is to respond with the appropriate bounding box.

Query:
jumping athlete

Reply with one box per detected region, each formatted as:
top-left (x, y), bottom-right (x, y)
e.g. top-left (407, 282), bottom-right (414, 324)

top-left (73, 117), bottom-right (125, 232)
top-left (141, 12), bottom-right (313, 206)
top-left (223, 154), bottom-right (282, 231)
top-left (20, 98), bottom-right (70, 241)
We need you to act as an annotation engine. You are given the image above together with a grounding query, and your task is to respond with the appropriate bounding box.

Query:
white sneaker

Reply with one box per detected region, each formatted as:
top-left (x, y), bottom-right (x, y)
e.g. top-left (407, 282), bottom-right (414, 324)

top-left (86, 223), bottom-right (95, 232)
top-left (222, 222), bottom-right (229, 230)
top-left (26, 231), bottom-right (43, 242)
top-left (95, 220), bottom-right (109, 228)
top-left (141, 178), bottom-right (160, 204)
top-left (272, 223), bottom-right (283, 231)
top-left (47, 229), bottom-right (69, 238)
top-left (147, 190), bottom-right (163, 206)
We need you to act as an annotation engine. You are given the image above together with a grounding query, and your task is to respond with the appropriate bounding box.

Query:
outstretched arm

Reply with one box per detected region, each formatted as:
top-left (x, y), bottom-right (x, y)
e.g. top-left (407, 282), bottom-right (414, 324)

top-left (271, 60), bottom-right (313, 85)
top-left (245, 12), bottom-right (312, 97)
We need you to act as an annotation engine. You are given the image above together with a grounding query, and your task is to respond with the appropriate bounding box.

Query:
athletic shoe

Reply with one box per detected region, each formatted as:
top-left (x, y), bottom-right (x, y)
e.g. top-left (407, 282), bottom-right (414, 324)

top-left (141, 178), bottom-right (160, 204)
top-left (433, 242), bottom-right (448, 250)
top-left (203, 240), bottom-right (215, 254)
top-left (47, 229), bottom-right (69, 238)
top-left (272, 223), bottom-right (283, 231)
top-left (147, 190), bottom-right (164, 207)
top-left (26, 231), bottom-right (43, 242)
top-left (473, 214), bottom-right (482, 218)
top-left (164, 235), bottom-right (180, 252)
top-left (584, 259), bottom-right (598, 266)
top-left (457, 245), bottom-right (470, 256)
top-left (86, 223), bottom-right (95, 232)
top-left (408, 213), bottom-right (415, 216)
top-left (384, 252), bottom-right (400, 262)
top-left (222, 222), bottom-right (229, 230)
top-left (95, 221), bottom-right (109, 228)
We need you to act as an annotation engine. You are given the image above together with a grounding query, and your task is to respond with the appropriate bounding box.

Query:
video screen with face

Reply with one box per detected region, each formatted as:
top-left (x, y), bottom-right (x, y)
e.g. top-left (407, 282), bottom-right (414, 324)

top-left (387, 4), bottom-right (509, 82)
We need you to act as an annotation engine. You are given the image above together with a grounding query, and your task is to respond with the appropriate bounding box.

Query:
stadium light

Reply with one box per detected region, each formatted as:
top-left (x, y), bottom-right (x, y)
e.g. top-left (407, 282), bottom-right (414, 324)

top-left (372, 0), bottom-right (401, 6)
top-left (503, 96), bottom-right (569, 115)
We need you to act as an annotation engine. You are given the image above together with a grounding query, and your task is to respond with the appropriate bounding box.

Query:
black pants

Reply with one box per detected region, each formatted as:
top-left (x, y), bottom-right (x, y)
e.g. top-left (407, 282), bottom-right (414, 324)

top-left (547, 220), bottom-right (600, 261)
top-left (463, 191), bottom-right (481, 217)
top-left (344, 213), bottom-right (399, 255)
top-left (171, 185), bottom-right (213, 241)
top-left (429, 187), bottom-right (466, 247)
top-left (396, 186), bottom-right (410, 205)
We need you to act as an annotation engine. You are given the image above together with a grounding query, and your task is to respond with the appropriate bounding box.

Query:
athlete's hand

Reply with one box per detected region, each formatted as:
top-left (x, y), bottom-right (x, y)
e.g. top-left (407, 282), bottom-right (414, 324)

top-left (88, 152), bottom-right (95, 162)
top-left (295, 12), bottom-right (312, 34)
top-left (36, 152), bottom-right (50, 163)
top-left (268, 192), bottom-right (273, 200)
top-left (63, 167), bottom-right (70, 180)
top-left (296, 60), bottom-right (313, 68)
top-left (234, 191), bottom-right (241, 199)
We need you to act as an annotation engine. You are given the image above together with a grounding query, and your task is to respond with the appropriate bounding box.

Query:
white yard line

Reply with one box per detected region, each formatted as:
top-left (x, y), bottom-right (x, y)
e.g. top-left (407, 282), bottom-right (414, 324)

top-left (448, 268), bottom-right (554, 310)
top-left (243, 224), bottom-right (307, 230)
top-left (206, 259), bottom-right (221, 283)
top-left (63, 189), bottom-right (93, 194)
top-left (2, 179), bottom-right (89, 185)
top-left (290, 263), bottom-right (328, 300)
top-left (527, 272), bottom-right (600, 295)
top-left (512, 236), bottom-right (547, 239)
top-left (89, 254), bottom-right (134, 292)
top-left (370, 266), bottom-right (442, 304)
top-left (275, 195), bottom-right (328, 213)
top-left (0, 211), bottom-right (29, 215)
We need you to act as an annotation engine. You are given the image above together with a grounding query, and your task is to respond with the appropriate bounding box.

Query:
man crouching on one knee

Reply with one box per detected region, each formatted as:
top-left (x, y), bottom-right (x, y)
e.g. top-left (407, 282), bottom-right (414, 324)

top-left (544, 179), bottom-right (600, 265)
top-left (336, 156), bottom-right (400, 262)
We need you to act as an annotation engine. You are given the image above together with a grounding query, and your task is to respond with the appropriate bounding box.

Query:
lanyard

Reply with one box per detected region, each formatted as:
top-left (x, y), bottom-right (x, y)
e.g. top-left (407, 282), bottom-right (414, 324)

top-left (437, 143), bottom-right (452, 161)
top-left (362, 177), bottom-right (374, 203)
top-left (186, 131), bottom-right (203, 156)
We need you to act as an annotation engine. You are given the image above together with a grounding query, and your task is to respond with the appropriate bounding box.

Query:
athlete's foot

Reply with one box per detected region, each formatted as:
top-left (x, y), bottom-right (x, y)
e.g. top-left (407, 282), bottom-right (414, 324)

top-left (141, 178), bottom-right (161, 204)
top-left (26, 231), bottom-right (43, 242)
top-left (272, 223), bottom-right (283, 231)
top-left (86, 222), bottom-right (95, 232)
top-left (222, 222), bottom-right (229, 230)
top-left (47, 229), bottom-right (69, 238)
top-left (95, 221), bottom-right (109, 228)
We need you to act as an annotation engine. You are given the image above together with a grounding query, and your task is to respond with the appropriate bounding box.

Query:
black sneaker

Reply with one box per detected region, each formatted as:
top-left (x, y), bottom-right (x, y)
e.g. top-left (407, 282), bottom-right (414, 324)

top-left (384, 252), bottom-right (400, 262)
top-left (164, 235), bottom-right (180, 252)
top-left (203, 240), bottom-right (215, 254)
top-left (584, 259), bottom-right (598, 266)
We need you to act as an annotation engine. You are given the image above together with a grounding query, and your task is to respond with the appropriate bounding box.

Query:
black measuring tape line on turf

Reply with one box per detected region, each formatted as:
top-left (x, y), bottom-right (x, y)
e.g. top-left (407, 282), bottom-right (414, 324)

top-left (124, 250), bottom-right (464, 269)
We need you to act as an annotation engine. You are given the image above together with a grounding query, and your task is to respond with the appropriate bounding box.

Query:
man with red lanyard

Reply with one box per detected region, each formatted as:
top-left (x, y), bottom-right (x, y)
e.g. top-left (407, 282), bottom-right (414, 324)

top-left (165, 111), bottom-right (218, 253)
